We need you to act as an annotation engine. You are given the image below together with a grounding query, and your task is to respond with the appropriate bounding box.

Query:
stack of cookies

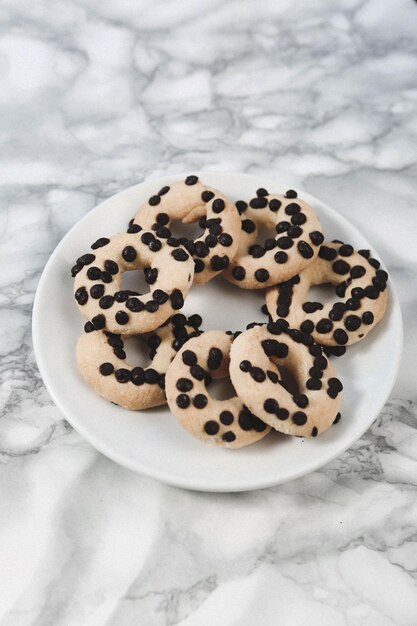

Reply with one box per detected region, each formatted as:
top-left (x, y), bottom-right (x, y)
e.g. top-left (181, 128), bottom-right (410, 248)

top-left (72, 175), bottom-right (388, 449)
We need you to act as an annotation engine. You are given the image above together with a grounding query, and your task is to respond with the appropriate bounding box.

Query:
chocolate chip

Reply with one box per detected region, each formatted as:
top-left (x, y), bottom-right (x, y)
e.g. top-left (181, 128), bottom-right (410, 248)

top-left (255, 268), bottom-right (270, 283)
top-left (127, 224), bottom-right (142, 233)
top-left (193, 394), bottom-right (208, 409)
top-left (327, 388), bottom-right (338, 399)
top-left (114, 368), bottom-right (130, 383)
top-left (114, 290), bottom-right (129, 302)
top-left (264, 398), bottom-right (279, 413)
top-left (362, 311), bottom-right (374, 325)
top-left (277, 408), bottom-right (289, 420)
top-left (297, 241), bottom-right (314, 259)
top-left (212, 199), bottom-right (225, 214)
top-left (344, 314), bottom-right (361, 331)
top-left (222, 431), bottom-right (236, 442)
top-left (240, 360), bottom-right (252, 372)
top-left (333, 412), bottom-right (341, 424)
top-left (207, 348), bottom-right (223, 370)
top-left (91, 238), bottom-right (110, 250)
top-left (250, 367), bottom-right (266, 382)
top-left (203, 420), bottom-right (218, 435)
top-left (339, 244), bottom-right (353, 257)
top-left (211, 255), bottom-right (229, 271)
top-left (311, 427), bottom-right (318, 437)
top-left (149, 239), bottom-right (162, 252)
top-left (185, 175), bottom-right (198, 185)
top-left (100, 271), bottom-right (113, 283)
top-left (287, 225), bottom-right (303, 239)
top-left (249, 196), bottom-right (267, 209)
top-left (99, 295), bottom-right (114, 309)
top-left (291, 213), bottom-right (306, 225)
top-left (141, 232), bottom-right (154, 245)
top-left (126, 297), bottom-right (144, 312)
top-left (328, 377), bottom-right (343, 392)
top-left (176, 394), bottom-right (190, 408)
top-left (274, 251), bottom-right (288, 264)
top-left (149, 195), bottom-right (160, 206)
top-left (249, 245), bottom-right (265, 258)
top-left (182, 350), bottom-right (197, 366)
top-left (316, 319), bottom-right (333, 334)
top-left (194, 241), bottom-right (209, 258)
top-left (309, 231), bottom-right (324, 246)
top-left (368, 258), bottom-right (381, 269)
top-left (71, 264), bottom-right (81, 277)
top-left (277, 236), bottom-right (293, 250)
top-left (294, 394), bottom-right (308, 408)
top-left (220, 411), bottom-right (234, 425)
top-left (238, 408), bottom-right (254, 430)
top-left (158, 186), bottom-right (170, 196)
top-left (77, 253), bottom-right (96, 266)
top-left (144, 268), bottom-right (158, 285)
top-left (231, 266), bottom-right (245, 281)
top-left (122, 246), bottom-right (137, 262)
top-left (333, 260), bottom-right (351, 275)
top-left (92, 314), bottom-right (105, 330)
top-left (261, 339), bottom-right (288, 358)
top-left (300, 320), bottom-right (314, 333)
top-left (200, 190), bottom-right (214, 203)
top-left (84, 321), bottom-right (95, 333)
top-left (177, 378), bottom-right (193, 392)
top-left (309, 366), bottom-right (323, 379)
top-left (143, 368), bottom-right (159, 384)
top-left (104, 260), bottom-right (119, 275)
top-left (145, 300), bottom-right (159, 313)
top-left (75, 286), bottom-right (88, 305)
top-left (365, 285), bottom-right (379, 299)
top-left (115, 311), bottom-right (129, 325)
top-left (303, 301), bottom-right (323, 313)
top-left (350, 265), bottom-right (366, 279)
top-left (204, 234), bottom-right (216, 248)
top-left (319, 246), bottom-right (338, 261)
top-left (99, 362), bottom-right (114, 376)
top-left (292, 411), bottom-right (307, 425)
top-left (269, 198), bottom-right (282, 212)
top-left (285, 202), bottom-right (300, 215)
top-left (267, 370), bottom-right (279, 383)
top-left (172, 249), bottom-right (189, 262)
top-left (264, 238), bottom-right (276, 251)
top-left (307, 378), bottom-right (322, 390)
top-left (194, 259), bottom-right (205, 273)
top-left (87, 267), bottom-right (102, 280)
top-left (242, 219), bottom-right (256, 233)
top-left (333, 329), bottom-right (349, 345)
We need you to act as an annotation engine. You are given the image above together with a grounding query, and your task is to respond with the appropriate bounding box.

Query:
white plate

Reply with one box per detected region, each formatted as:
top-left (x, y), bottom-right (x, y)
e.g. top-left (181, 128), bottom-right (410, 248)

top-left (32, 172), bottom-right (403, 492)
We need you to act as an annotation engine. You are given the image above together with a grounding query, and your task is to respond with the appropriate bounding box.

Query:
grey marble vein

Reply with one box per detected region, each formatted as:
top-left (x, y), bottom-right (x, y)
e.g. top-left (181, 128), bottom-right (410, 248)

top-left (1, 0), bottom-right (417, 624)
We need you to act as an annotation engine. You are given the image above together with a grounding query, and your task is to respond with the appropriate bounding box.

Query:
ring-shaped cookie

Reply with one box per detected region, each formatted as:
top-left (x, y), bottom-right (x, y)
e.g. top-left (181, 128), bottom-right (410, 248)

top-left (265, 241), bottom-right (388, 347)
top-left (223, 188), bottom-right (323, 289)
top-left (133, 175), bottom-right (241, 285)
top-left (230, 322), bottom-right (342, 438)
top-left (165, 330), bottom-right (271, 448)
top-left (73, 231), bottom-right (194, 334)
top-left (76, 314), bottom-right (202, 410)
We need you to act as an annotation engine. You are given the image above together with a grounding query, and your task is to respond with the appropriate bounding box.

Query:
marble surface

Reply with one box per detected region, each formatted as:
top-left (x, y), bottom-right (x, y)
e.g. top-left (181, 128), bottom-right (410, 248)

top-left (1, 0), bottom-right (417, 623)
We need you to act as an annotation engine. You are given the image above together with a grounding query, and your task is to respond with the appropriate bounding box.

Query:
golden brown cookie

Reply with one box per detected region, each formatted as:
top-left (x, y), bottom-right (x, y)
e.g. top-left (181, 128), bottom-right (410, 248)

top-left (265, 241), bottom-right (388, 347)
top-left (165, 330), bottom-right (271, 448)
top-left (223, 188), bottom-right (323, 289)
top-left (73, 231), bottom-right (194, 335)
top-left (229, 322), bottom-right (342, 438)
top-left (133, 175), bottom-right (241, 285)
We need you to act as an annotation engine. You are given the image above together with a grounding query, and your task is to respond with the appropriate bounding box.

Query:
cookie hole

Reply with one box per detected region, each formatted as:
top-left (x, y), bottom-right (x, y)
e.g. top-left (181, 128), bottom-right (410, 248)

top-left (120, 335), bottom-right (150, 368)
top-left (170, 220), bottom-right (203, 241)
top-left (307, 283), bottom-right (337, 304)
top-left (121, 269), bottom-right (151, 295)
top-left (208, 376), bottom-right (237, 401)
top-left (269, 362), bottom-right (300, 396)
top-left (253, 224), bottom-right (276, 248)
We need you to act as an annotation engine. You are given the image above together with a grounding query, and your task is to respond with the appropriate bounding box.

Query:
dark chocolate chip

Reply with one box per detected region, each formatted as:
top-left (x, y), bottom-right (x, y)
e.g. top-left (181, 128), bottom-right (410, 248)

top-left (250, 367), bottom-right (266, 382)
top-left (126, 297), bottom-right (144, 312)
top-left (75, 286), bottom-right (88, 305)
top-left (183, 350), bottom-right (197, 366)
top-left (99, 295), bottom-right (114, 309)
top-left (264, 398), bottom-right (279, 413)
top-left (204, 420), bottom-right (219, 435)
top-left (255, 268), bottom-right (270, 283)
top-left (249, 244), bottom-right (265, 258)
top-left (104, 260), bottom-right (119, 275)
top-left (240, 360), bottom-right (252, 372)
top-left (207, 347), bottom-right (223, 370)
top-left (176, 394), bottom-right (190, 408)
top-left (185, 175), bottom-right (198, 185)
top-left (194, 259), bottom-right (205, 273)
top-left (122, 246), bottom-right (137, 262)
top-left (316, 318), bottom-right (333, 334)
top-left (291, 213), bottom-right (306, 225)
top-left (91, 238), bottom-right (110, 250)
top-left (277, 236), bottom-right (293, 250)
top-left (277, 408), bottom-right (289, 420)
top-left (87, 267), bottom-right (102, 281)
top-left (158, 186), bottom-right (170, 196)
top-left (211, 255), bottom-right (229, 271)
top-left (100, 271), bottom-right (113, 283)
top-left (212, 199), bottom-right (225, 214)
top-left (274, 251), bottom-right (288, 264)
top-left (149, 195), bottom-right (160, 206)
top-left (344, 314), bottom-right (361, 331)
top-left (172, 249), bottom-right (189, 262)
top-left (99, 362), bottom-right (114, 376)
top-left (220, 411), bottom-right (234, 425)
top-left (311, 427), bottom-right (318, 437)
top-left (193, 394), bottom-right (208, 409)
top-left (285, 202), bottom-right (300, 215)
top-left (115, 311), bottom-right (129, 325)
top-left (319, 246), bottom-right (338, 261)
top-left (242, 219), bottom-right (256, 234)
top-left (84, 321), bottom-right (95, 333)
top-left (127, 224), bottom-right (142, 233)
top-left (333, 329), bottom-right (349, 345)
top-left (145, 300), bottom-right (159, 313)
top-left (362, 311), bottom-right (374, 325)
top-left (297, 241), bottom-right (314, 259)
top-left (115, 368), bottom-right (131, 383)
top-left (202, 190), bottom-right (215, 202)
top-left (287, 225), bottom-right (303, 239)
top-left (92, 314), bottom-right (106, 330)
top-left (309, 231), bottom-right (324, 246)
top-left (144, 268), bottom-right (158, 285)
top-left (300, 320), bottom-right (314, 334)
top-left (294, 394), bottom-right (309, 408)
top-left (269, 199), bottom-right (282, 212)
top-left (333, 260), bottom-right (351, 275)
top-left (293, 411), bottom-right (307, 425)
top-left (222, 431), bottom-right (236, 442)
top-left (177, 378), bottom-right (193, 392)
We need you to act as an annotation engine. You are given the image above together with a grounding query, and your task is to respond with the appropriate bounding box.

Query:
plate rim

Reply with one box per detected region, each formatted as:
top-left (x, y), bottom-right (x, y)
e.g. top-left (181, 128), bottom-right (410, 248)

top-left (32, 171), bottom-right (404, 492)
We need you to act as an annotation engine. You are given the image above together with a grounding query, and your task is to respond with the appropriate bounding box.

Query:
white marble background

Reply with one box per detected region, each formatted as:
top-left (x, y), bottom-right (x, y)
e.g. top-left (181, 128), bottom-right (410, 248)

top-left (1, 0), bottom-right (417, 624)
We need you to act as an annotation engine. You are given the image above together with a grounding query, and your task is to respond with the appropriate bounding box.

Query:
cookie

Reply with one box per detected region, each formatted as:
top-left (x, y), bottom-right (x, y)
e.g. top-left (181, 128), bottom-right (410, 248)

top-left (73, 231), bottom-right (194, 334)
top-left (265, 241), bottom-right (388, 346)
top-left (223, 188), bottom-right (323, 289)
top-left (165, 330), bottom-right (271, 448)
top-left (229, 322), bottom-right (342, 437)
top-left (76, 314), bottom-right (202, 410)
top-left (133, 175), bottom-right (241, 285)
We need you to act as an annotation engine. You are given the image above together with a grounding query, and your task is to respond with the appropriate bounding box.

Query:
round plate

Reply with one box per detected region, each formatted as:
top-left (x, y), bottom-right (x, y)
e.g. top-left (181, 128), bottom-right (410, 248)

top-left (32, 172), bottom-right (403, 492)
